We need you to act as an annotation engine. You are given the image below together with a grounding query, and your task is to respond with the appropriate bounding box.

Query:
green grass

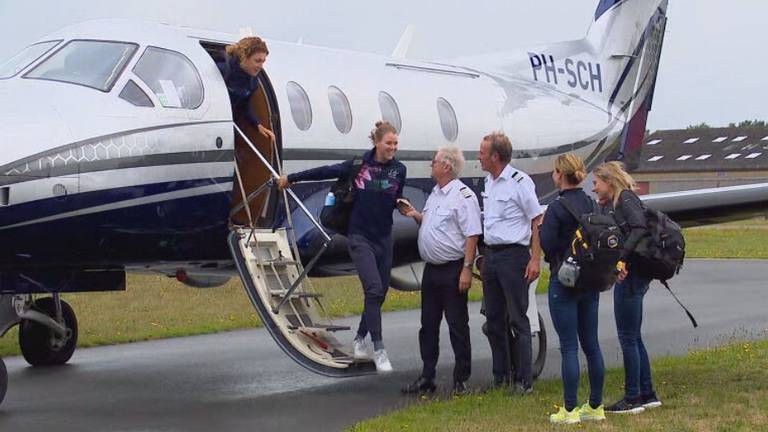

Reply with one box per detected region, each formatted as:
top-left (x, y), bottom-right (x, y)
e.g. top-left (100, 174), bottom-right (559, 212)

top-left (0, 221), bottom-right (763, 357)
top-left (0, 275), bottom-right (483, 357)
top-left (350, 339), bottom-right (768, 431)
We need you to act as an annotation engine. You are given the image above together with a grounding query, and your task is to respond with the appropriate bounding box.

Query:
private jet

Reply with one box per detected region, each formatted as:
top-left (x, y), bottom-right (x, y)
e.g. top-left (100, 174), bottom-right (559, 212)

top-left (1, 0), bottom-right (767, 405)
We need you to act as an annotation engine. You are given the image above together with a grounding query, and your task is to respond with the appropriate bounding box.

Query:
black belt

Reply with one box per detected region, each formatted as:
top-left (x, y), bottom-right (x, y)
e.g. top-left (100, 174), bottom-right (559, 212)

top-left (426, 258), bottom-right (464, 267)
top-left (485, 243), bottom-right (526, 252)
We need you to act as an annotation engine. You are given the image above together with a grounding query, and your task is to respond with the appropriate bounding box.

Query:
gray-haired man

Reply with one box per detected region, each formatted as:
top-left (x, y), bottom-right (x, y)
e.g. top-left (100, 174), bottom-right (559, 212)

top-left (401, 147), bottom-right (482, 395)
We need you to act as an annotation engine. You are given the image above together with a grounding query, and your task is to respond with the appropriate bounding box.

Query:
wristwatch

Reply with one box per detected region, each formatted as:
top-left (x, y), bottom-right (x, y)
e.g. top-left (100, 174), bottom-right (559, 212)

top-left (463, 261), bottom-right (473, 269)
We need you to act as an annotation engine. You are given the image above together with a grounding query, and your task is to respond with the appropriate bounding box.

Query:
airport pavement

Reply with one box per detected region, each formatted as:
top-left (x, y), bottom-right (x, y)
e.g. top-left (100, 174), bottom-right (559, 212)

top-left (0, 259), bottom-right (766, 431)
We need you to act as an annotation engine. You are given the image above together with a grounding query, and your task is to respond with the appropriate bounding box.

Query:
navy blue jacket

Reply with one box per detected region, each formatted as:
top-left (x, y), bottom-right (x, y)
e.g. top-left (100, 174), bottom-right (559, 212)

top-left (540, 188), bottom-right (595, 270)
top-left (217, 55), bottom-right (262, 126)
top-left (287, 149), bottom-right (407, 242)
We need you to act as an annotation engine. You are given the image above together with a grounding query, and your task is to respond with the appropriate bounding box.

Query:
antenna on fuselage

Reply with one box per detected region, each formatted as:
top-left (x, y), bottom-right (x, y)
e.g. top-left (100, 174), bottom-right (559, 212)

top-left (392, 25), bottom-right (415, 59)
top-left (239, 26), bottom-right (255, 38)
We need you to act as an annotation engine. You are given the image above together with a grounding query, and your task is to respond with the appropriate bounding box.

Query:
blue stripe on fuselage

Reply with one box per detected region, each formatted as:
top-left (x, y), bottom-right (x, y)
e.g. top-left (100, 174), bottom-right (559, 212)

top-left (0, 178), bottom-right (233, 268)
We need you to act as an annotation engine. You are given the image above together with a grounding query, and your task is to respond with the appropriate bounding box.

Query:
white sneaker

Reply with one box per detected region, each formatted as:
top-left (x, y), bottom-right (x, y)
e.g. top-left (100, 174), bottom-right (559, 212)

top-left (353, 337), bottom-right (372, 360)
top-left (372, 348), bottom-right (393, 372)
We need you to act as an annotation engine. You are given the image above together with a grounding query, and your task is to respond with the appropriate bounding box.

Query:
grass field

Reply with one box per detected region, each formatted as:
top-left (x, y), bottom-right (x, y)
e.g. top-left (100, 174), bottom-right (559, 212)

top-left (350, 338), bottom-right (768, 431)
top-left (0, 220), bottom-right (764, 357)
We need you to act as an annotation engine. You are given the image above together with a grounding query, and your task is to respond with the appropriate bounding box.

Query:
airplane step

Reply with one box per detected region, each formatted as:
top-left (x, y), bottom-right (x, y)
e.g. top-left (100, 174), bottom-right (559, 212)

top-left (270, 290), bottom-right (323, 299)
top-left (288, 324), bottom-right (352, 333)
top-left (229, 228), bottom-right (377, 377)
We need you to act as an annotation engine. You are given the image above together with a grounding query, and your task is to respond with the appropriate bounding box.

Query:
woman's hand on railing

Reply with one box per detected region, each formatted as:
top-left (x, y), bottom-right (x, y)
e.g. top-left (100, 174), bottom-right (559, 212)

top-left (258, 124), bottom-right (276, 143)
top-left (277, 175), bottom-right (291, 191)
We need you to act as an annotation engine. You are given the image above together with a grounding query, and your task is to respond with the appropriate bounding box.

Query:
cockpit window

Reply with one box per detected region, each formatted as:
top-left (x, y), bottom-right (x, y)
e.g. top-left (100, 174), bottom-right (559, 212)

top-left (24, 40), bottom-right (137, 91)
top-left (0, 40), bottom-right (61, 79)
top-left (119, 80), bottom-right (154, 107)
top-left (133, 47), bottom-right (203, 109)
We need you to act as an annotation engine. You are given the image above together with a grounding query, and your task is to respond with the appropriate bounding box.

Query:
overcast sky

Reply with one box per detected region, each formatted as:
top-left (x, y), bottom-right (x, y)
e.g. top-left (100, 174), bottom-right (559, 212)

top-left (1, 0), bottom-right (765, 131)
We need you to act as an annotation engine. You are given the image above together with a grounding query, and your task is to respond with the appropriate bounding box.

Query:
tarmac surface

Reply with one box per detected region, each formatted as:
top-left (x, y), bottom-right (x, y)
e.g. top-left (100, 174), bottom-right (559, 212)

top-left (0, 259), bottom-right (766, 431)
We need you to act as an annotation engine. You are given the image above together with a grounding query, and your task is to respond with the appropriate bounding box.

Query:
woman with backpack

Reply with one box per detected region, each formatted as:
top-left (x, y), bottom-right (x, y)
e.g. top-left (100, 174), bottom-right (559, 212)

top-left (541, 154), bottom-right (606, 425)
top-left (592, 161), bottom-right (662, 414)
top-left (277, 121), bottom-right (407, 373)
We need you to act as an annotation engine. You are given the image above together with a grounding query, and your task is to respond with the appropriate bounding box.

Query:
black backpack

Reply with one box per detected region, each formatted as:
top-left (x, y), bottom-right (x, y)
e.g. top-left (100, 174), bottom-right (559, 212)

top-left (319, 158), bottom-right (364, 236)
top-left (632, 207), bottom-right (697, 327)
top-left (632, 208), bottom-right (686, 281)
top-left (557, 198), bottom-right (624, 293)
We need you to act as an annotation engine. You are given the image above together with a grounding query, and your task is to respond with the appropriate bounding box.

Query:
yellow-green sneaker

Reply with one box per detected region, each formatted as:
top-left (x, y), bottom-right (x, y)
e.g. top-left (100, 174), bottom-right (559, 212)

top-left (579, 403), bottom-right (606, 421)
top-left (549, 406), bottom-right (581, 424)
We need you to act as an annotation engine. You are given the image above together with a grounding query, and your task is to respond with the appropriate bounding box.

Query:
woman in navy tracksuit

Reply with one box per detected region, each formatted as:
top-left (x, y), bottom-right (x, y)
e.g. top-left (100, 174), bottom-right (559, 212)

top-left (592, 161), bottom-right (661, 414)
top-left (541, 154), bottom-right (606, 424)
top-left (278, 121), bottom-right (407, 372)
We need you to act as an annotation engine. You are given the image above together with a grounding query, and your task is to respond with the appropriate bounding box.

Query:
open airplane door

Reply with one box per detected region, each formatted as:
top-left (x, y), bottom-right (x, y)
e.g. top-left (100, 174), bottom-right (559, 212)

top-left (228, 126), bottom-right (376, 377)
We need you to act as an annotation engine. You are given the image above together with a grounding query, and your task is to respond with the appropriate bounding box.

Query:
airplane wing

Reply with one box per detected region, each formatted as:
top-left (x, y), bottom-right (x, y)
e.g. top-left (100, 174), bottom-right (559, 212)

top-left (640, 182), bottom-right (768, 228)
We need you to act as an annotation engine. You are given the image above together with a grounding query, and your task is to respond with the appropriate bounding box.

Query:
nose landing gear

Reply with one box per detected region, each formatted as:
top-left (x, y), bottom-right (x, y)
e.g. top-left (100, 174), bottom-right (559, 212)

top-left (18, 296), bottom-right (79, 367)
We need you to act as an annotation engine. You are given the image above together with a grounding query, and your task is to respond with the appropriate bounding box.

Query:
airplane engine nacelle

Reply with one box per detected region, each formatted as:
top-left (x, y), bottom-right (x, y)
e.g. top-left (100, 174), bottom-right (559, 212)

top-left (388, 262), bottom-right (425, 292)
top-left (174, 270), bottom-right (230, 289)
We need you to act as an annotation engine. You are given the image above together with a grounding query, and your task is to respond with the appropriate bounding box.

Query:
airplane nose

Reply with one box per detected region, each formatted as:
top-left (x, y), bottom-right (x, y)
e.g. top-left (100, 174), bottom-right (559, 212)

top-left (0, 85), bottom-right (73, 167)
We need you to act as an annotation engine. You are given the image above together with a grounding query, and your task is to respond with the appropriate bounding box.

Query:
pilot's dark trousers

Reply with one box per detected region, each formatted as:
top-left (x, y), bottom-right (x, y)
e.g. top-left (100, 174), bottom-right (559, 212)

top-left (419, 259), bottom-right (471, 383)
top-left (482, 245), bottom-right (533, 388)
top-left (348, 233), bottom-right (393, 343)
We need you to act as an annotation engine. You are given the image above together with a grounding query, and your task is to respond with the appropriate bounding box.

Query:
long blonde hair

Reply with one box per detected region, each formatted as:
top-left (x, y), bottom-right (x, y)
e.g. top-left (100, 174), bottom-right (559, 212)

top-left (554, 153), bottom-right (587, 186)
top-left (593, 161), bottom-right (637, 206)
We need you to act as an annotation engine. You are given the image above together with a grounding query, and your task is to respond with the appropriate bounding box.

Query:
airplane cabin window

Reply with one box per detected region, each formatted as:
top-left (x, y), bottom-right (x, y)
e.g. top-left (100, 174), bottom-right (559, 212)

top-left (133, 47), bottom-right (203, 109)
top-left (378, 91), bottom-right (402, 132)
top-left (286, 81), bottom-right (312, 131)
top-left (436, 97), bottom-right (458, 142)
top-left (328, 86), bottom-right (353, 134)
top-left (24, 40), bottom-right (137, 91)
top-left (0, 40), bottom-right (60, 79)
top-left (119, 80), bottom-right (154, 107)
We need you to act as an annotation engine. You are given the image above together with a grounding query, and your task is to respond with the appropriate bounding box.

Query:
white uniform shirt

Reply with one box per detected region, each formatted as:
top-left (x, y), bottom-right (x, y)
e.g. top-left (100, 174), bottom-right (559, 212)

top-left (418, 179), bottom-right (483, 265)
top-left (482, 165), bottom-right (543, 246)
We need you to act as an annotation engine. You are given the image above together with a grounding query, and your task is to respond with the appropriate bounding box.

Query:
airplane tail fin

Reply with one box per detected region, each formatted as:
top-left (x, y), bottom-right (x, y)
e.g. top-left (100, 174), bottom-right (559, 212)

top-left (587, 0), bottom-right (669, 168)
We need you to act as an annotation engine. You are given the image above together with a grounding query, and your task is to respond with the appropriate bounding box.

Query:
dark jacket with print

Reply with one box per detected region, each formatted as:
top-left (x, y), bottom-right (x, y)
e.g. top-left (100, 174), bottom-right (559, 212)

top-left (287, 149), bottom-right (407, 242)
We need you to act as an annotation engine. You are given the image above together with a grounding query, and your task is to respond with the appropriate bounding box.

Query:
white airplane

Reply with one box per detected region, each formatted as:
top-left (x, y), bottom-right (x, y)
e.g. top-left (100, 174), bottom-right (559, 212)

top-left (0, 0), bottom-right (767, 404)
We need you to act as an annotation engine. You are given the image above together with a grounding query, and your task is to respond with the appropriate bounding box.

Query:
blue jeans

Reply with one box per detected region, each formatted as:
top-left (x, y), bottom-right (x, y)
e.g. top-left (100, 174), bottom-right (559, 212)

top-left (614, 273), bottom-right (654, 399)
top-left (548, 276), bottom-right (605, 410)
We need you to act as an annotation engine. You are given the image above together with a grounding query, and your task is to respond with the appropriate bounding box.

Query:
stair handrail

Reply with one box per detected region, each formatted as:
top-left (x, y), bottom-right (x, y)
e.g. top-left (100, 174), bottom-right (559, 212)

top-left (232, 124), bottom-right (332, 314)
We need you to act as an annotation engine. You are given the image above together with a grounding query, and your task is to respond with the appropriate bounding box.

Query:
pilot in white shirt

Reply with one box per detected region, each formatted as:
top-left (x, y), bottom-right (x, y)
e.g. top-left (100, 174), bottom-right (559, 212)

top-left (401, 146), bottom-right (481, 396)
top-left (477, 132), bottom-right (543, 394)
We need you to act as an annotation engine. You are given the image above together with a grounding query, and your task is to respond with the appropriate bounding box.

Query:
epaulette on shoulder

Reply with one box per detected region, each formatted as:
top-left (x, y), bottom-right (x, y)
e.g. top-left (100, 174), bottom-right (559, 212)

top-left (459, 186), bottom-right (474, 199)
top-left (511, 170), bottom-right (524, 183)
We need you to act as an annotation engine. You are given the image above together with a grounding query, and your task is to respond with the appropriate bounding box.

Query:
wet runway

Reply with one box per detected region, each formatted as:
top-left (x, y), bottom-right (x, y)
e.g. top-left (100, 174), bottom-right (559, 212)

top-left (1, 259), bottom-right (766, 431)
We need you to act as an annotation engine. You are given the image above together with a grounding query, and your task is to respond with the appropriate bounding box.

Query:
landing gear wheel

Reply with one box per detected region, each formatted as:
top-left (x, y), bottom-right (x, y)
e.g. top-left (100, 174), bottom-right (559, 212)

top-left (0, 358), bottom-right (7, 405)
top-left (481, 312), bottom-right (547, 380)
top-left (531, 313), bottom-right (547, 380)
top-left (19, 297), bottom-right (78, 367)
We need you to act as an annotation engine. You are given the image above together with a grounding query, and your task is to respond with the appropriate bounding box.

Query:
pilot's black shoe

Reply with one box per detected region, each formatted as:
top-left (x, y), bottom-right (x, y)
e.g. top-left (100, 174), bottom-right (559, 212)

top-left (511, 381), bottom-right (533, 396)
top-left (491, 375), bottom-right (511, 389)
top-left (401, 376), bottom-right (436, 395)
top-left (452, 381), bottom-right (470, 396)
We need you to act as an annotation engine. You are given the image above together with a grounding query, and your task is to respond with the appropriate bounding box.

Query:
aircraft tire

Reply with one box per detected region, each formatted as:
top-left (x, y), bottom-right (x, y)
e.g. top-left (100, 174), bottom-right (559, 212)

top-left (481, 312), bottom-right (547, 380)
top-left (531, 313), bottom-right (547, 380)
top-left (0, 357), bottom-right (7, 405)
top-left (19, 297), bottom-right (78, 367)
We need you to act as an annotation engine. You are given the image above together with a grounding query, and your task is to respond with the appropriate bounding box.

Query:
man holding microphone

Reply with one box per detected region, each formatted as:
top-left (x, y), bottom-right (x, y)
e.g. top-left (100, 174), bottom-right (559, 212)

top-left (400, 146), bottom-right (482, 395)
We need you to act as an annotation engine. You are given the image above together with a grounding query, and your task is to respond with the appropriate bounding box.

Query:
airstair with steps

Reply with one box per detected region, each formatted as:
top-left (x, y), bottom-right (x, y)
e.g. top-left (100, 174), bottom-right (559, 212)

top-left (228, 124), bottom-right (376, 377)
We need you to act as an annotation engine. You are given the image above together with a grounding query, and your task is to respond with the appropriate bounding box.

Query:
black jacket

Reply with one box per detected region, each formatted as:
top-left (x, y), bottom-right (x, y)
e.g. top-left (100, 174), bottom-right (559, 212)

top-left (540, 188), bottom-right (595, 270)
top-left (609, 189), bottom-right (647, 266)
